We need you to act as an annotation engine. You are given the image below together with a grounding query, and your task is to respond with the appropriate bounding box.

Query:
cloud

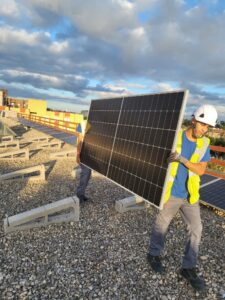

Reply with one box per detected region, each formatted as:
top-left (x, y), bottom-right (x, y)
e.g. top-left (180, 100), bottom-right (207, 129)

top-left (0, 0), bottom-right (224, 116)
top-left (1, 0), bottom-right (20, 17)
top-left (151, 82), bottom-right (175, 92)
top-left (1, 69), bottom-right (89, 96)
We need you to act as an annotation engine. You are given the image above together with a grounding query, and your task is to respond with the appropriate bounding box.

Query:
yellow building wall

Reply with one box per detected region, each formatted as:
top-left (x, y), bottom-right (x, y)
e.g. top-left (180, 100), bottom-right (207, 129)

top-left (44, 111), bottom-right (84, 124)
top-left (10, 107), bottom-right (20, 113)
top-left (1, 96), bottom-right (84, 130)
top-left (0, 106), bottom-right (9, 111)
top-left (10, 107), bottom-right (30, 114)
top-left (45, 111), bottom-right (58, 119)
top-left (0, 91), bottom-right (4, 106)
top-left (28, 99), bottom-right (47, 116)
top-left (69, 113), bottom-right (84, 124)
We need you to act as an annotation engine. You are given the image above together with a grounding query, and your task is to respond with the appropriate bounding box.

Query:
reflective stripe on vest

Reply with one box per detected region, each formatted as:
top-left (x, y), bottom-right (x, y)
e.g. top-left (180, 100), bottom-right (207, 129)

top-left (164, 130), bottom-right (210, 205)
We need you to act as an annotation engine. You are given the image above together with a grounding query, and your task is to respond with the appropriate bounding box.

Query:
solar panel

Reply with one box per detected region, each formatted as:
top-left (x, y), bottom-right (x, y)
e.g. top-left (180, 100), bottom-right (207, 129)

top-left (200, 177), bottom-right (225, 212)
top-left (80, 91), bottom-right (188, 209)
top-left (200, 174), bottom-right (218, 185)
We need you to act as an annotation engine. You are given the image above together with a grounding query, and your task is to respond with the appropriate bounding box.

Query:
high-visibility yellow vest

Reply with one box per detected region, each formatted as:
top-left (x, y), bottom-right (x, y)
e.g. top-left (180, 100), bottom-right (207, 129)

top-left (164, 130), bottom-right (210, 205)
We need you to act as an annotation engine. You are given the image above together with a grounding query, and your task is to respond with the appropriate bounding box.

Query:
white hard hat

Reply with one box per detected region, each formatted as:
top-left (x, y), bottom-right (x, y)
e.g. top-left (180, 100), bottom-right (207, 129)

top-left (193, 104), bottom-right (218, 127)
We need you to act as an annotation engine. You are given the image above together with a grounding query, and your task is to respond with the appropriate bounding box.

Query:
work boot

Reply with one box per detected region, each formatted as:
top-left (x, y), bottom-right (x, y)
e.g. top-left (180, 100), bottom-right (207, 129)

top-left (180, 268), bottom-right (206, 291)
top-left (82, 195), bottom-right (89, 201)
top-left (77, 194), bottom-right (89, 202)
top-left (147, 254), bottom-right (165, 274)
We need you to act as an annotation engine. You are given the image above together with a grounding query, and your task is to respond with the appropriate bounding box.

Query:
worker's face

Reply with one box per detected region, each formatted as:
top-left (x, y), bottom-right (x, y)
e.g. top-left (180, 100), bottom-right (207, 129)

top-left (192, 119), bottom-right (210, 138)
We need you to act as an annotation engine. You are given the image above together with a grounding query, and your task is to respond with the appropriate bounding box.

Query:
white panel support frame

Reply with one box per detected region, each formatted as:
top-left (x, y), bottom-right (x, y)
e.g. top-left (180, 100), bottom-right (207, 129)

top-left (36, 140), bottom-right (63, 149)
top-left (4, 196), bottom-right (79, 233)
top-left (115, 195), bottom-right (146, 213)
top-left (50, 149), bottom-right (76, 159)
top-left (0, 140), bottom-right (19, 149)
top-left (0, 148), bottom-right (29, 160)
top-left (0, 164), bottom-right (45, 182)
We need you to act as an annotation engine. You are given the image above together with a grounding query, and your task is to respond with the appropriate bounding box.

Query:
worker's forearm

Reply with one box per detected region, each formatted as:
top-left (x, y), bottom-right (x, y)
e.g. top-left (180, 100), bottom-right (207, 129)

top-left (183, 161), bottom-right (206, 176)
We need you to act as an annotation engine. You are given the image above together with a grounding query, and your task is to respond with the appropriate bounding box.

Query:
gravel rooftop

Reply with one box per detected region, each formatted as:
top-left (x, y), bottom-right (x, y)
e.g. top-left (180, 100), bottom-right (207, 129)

top-left (0, 118), bottom-right (225, 300)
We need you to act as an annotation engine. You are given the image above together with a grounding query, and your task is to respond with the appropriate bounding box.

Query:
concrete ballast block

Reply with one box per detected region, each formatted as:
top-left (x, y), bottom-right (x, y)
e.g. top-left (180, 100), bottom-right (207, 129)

top-left (4, 196), bottom-right (79, 233)
top-left (37, 141), bottom-right (63, 149)
top-left (115, 195), bottom-right (146, 213)
top-left (0, 164), bottom-right (45, 182)
top-left (27, 136), bottom-right (52, 143)
top-left (0, 140), bottom-right (19, 149)
top-left (1, 135), bottom-right (14, 142)
top-left (71, 166), bottom-right (81, 178)
top-left (50, 149), bottom-right (76, 159)
top-left (0, 148), bottom-right (29, 160)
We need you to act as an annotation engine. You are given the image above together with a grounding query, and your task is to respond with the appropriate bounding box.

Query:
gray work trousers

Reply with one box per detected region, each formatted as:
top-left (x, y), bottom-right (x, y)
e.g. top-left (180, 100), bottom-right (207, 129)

top-left (149, 196), bottom-right (202, 268)
top-left (76, 164), bottom-right (91, 197)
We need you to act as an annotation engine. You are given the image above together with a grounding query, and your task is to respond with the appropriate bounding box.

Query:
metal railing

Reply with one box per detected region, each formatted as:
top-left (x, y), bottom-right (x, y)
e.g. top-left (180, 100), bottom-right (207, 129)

top-left (207, 145), bottom-right (225, 179)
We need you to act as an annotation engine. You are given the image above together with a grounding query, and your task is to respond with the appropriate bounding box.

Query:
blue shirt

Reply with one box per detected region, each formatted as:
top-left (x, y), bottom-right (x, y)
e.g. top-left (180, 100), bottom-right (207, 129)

top-left (77, 124), bottom-right (82, 133)
top-left (171, 131), bottom-right (210, 199)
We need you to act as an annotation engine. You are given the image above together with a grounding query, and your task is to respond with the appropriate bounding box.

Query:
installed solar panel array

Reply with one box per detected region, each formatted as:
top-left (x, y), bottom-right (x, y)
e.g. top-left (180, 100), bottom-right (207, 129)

top-left (18, 118), bottom-right (77, 145)
top-left (81, 91), bottom-right (188, 209)
top-left (200, 174), bottom-right (225, 212)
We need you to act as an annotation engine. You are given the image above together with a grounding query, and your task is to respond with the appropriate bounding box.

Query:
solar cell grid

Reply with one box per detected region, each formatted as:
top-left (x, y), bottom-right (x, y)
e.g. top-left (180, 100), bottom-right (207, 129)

top-left (200, 174), bottom-right (218, 185)
top-left (81, 97), bottom-right (123, 176)
top-left (200, 179), bottom-right (225, 211)
top-left (81, 91), bottom-right (188, 209)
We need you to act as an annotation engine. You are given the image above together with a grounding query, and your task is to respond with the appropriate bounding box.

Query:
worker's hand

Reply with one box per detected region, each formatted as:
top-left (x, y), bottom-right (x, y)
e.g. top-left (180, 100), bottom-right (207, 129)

top-left (76, 152), bottom-right (81, 164)
top-left (167, 152), bottom-right (188, 164)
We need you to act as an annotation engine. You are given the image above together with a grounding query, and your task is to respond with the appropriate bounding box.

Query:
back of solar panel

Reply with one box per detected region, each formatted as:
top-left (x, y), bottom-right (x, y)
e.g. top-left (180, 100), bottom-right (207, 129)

top-left (80, 90), bottom-right (188, 209)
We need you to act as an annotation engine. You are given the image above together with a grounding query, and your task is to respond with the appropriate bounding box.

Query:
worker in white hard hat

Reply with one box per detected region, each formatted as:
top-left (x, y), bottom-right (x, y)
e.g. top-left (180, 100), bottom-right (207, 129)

top-left (76, 120), bottom-right (91, 202)
top-left (147, 104), bottom-right (218, 291)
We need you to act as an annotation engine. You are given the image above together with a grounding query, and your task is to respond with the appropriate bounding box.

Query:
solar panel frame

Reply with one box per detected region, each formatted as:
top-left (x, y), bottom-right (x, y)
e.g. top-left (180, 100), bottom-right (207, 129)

top-left (80, 90), bottom-right (189, 210)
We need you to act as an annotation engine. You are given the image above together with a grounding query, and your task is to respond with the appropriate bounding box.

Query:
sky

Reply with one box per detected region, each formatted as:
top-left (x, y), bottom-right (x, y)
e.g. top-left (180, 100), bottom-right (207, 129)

top-left (0, 0), bottom-right (225, 119)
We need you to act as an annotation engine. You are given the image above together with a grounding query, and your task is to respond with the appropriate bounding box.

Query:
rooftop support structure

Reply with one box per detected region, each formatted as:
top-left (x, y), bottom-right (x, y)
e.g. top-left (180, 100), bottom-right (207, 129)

top-left (115, 195), bottom-right (146, 213)
top-left (0, 148), bottom-right (29, 160)
top-left (26, 136), bottom-right (52, 143)
top-left (0, 164), bottom-right (45, 182)
top-left (1, 135), bottom-right (14, 142)
top-left (50, 149), bottom-right (76, 159)
top-left (36, 140), bottom-right (63, 149)
top-left (4, 196), bottom-right (79, 233)
top-left (0, 140), bottom-right (19, 149)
